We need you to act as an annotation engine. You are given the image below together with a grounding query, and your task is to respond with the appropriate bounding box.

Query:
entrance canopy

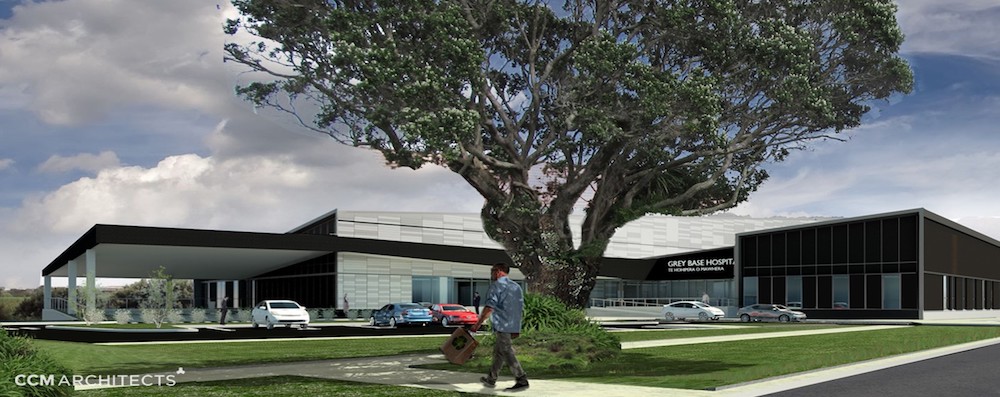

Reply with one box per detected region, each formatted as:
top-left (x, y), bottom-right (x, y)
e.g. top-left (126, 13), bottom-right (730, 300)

top-left (41, 225), bottom-right (337, 280)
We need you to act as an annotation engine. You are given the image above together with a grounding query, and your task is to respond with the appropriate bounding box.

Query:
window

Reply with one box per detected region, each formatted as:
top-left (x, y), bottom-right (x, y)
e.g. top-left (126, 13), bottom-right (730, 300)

top-left (833, 275), bottom-right (849, 308)
top-left (787, 276), bottom-right (802, 306)
top-left (883, 274), bottom-right (901, 309)
top-left (743, 277), bottom-right (758, 306)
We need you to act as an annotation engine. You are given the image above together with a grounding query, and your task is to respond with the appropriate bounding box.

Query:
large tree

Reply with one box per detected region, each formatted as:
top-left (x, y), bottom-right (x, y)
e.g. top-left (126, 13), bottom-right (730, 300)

top-left (224, 0), bottom-right (912, 307)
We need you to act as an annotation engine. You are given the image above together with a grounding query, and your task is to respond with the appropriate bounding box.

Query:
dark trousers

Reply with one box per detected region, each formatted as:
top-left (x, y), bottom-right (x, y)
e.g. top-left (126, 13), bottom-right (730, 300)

top-left (219, 309), bottom-right (228, 325)
top-left (487, 332), bottom-right (526, 381)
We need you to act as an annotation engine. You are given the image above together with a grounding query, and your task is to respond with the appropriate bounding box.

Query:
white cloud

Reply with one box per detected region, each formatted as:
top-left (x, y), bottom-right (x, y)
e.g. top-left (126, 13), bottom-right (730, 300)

top-left (37, 151), bottom-right (121, 174)
top-left (0, 0), bottom-right (237, 125)
top-left (0, 158), bottom-right (13, 171)
top-left (14, 149), bottom-right (481, 234)
top-left (897, 0), bottom-right (1000, 60)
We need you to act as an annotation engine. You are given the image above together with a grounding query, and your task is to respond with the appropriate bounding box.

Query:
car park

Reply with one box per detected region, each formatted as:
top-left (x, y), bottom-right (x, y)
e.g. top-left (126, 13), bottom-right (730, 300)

top-left (737, 304), bottom-right (807, 323)
top-left (661, 300), bottom-right (726, 322)
top-left (251, 300), bottom-right (310, 329)
top-left (370, 302), bottom-right (434, 327)
top-left (429, 304), bottom-right (478, 327)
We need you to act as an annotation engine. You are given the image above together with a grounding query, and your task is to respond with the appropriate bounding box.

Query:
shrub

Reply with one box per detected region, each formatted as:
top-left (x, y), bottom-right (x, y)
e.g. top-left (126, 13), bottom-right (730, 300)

top-left (188, 308), bottom-right (207, 323)
top-left (166, 309), bottom-right (184, 324)
top-left (472, 293), bottom-right (620, 372)
top-left (308, 309), bottom-right (321, 322)
top-left (82, 307), bottom-right (106, 325)
top-left (0, 299), bottom-right (16, 321)
top-left (140, 308), bottom-right (159, 326)
top-left (114, 309), bottom-right (132, 324)
top-left (0, 328), bottom-right (74, 397)
top-left (325, 308), bottom-right (338, 320)
top-left (230, 309), bottom-right (250, 323)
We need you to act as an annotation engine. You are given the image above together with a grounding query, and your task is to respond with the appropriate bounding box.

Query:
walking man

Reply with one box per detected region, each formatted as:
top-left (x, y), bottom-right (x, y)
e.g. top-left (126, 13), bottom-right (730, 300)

top-left (472, 263), bottom-right (529, 391)
top-left (473, 291), bottom-right (481, 315)
top-left (219, 296), bottom-right (229, 326)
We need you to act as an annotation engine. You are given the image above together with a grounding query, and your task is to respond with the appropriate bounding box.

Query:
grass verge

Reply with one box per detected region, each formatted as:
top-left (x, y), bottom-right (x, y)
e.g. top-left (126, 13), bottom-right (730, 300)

top-left (33, 336), bottom-right (446, 375)
top-left (611, 323), bottom-right (848, 343)
top-left (425, 325), bottom-right (1000, 390)
top-left (75, 375), bottom-right (484, 397)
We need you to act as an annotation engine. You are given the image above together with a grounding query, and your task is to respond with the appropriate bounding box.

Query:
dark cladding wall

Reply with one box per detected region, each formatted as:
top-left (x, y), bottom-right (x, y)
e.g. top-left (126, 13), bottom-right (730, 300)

top-left (740, 213), bottom-right (919, 319)
top-left (252, 253), bottom-right (338, 308)
top-left (924, 219), bottom-right (1000, 311)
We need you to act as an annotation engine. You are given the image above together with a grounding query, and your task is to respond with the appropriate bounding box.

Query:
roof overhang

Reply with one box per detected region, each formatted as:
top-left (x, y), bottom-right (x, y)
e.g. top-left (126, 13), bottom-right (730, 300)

top-left (41, 225), bottom-right (337, 280)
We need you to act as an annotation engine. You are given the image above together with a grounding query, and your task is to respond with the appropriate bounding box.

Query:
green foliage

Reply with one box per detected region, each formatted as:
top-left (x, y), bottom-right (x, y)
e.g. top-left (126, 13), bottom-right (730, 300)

top-left (0, 300), bottom-right (14, 322)
top-left (475, 293), bottom-right (620, 371)
top-left (0, 329), bottom-right (74, 397)
top-left (13, 288), bottom-right (67, 321)
top-left (139, 267), bottom-right (177, 328)
top-left (225, 0), bottom-right (914, 308)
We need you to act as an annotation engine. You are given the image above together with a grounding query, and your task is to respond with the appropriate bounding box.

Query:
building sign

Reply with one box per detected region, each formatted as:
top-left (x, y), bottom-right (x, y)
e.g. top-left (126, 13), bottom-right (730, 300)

top-left (647, 248), bottom-right (734, 280)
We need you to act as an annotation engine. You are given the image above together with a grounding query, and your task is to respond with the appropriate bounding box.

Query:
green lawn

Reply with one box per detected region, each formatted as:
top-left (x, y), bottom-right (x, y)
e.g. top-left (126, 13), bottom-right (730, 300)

top-left (30, 324), bottom-right (1000, 392)
top-left (611, 323), bottom-right (848, 343)
top-left (33, 336), bottom-right (447, 375)
top-left (75, 376), bottom-right (485, 397)
top-left (433, 325), bottom-right (1000, 390)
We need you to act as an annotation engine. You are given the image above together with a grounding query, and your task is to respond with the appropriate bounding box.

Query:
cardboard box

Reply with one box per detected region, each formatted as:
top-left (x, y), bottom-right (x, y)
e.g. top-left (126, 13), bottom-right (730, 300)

top-left (440, 326), bottom-right (479, 365)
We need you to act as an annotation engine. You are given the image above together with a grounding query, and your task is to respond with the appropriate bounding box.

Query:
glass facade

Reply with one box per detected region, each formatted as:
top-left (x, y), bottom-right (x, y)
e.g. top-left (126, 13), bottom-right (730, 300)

top-left (739, 214), bottom-right (919, 311)
top-left (591, 279), bottom-right (736, 306)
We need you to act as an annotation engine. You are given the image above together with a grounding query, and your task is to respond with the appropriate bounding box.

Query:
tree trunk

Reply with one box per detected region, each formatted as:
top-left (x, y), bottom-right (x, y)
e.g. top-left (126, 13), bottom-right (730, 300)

top-left (481, 195), bottom-right (605, 309)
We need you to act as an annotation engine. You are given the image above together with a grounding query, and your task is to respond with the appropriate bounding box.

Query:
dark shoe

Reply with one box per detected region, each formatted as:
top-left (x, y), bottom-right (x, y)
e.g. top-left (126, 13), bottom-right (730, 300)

top-left (480, 376), bottom-right (496, 388)
top-left (505, 377), bottom-right (529, 391)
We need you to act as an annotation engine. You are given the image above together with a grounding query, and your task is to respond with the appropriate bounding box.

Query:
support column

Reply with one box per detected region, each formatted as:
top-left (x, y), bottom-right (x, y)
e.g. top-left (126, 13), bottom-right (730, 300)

top-left (43, 276), bottom-right (52, 310)
top-left (232, 280), bottom-right (240, 308)
top-left (251, 280), bottom-right (257, 307)
top-left (67, 260), bottom-right (78, 315)
top-left (85, 249), bottom-right (97, 313)
top-left (216, 281), bottom-right (226, 308)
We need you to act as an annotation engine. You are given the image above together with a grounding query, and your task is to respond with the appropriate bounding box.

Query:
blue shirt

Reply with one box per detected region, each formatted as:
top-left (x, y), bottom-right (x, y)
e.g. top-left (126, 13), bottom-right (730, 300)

top-left (485, 276), bottom-right (524, 333)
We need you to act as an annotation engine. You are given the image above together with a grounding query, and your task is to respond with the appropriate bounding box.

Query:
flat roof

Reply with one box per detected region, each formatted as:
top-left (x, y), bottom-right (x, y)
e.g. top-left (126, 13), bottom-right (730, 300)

top-left (41, 224), bottom-right (514, 280)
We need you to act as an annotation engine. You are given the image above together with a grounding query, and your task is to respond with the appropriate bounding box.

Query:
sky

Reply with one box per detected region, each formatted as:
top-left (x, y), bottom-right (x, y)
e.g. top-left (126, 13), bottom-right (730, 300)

top-left (1, 1), bottom-right (999, 289)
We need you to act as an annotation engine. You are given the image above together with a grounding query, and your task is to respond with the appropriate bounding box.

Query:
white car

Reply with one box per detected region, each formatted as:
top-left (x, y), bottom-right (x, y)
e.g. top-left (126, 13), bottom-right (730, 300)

top-left (251, 300), bottom-right (310, 329)
top-left (661, 301), bottom-right (726, 322)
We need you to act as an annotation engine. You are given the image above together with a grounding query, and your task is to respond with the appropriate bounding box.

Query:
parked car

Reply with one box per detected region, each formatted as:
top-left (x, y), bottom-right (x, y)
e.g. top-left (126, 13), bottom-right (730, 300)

top-left (429, 304), bottom-right (478, 327)
top-left (661, 300), bottom-right (726, 322)
top-left (833, 302), bottom-right (849, 310)
top-left (370, 302), bottom-right (434, 327)
top-left (251, 300), bottom-right (310, 329)
top-left (737, 304), bottom-right (807, 323)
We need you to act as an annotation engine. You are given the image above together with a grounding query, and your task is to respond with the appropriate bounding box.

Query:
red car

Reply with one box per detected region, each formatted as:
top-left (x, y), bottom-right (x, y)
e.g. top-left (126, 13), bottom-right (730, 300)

top-left (430, 304), bottom-right (479, 327)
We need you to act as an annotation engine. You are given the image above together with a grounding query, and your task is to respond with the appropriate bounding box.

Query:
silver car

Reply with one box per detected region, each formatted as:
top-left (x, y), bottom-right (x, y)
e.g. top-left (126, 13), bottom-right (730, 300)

top-left (661, 300), bottom-right (726, 322)
top-left (737, 304), bottom-right (807, 323)
top-left (251, 300), bottom-right (310, 329)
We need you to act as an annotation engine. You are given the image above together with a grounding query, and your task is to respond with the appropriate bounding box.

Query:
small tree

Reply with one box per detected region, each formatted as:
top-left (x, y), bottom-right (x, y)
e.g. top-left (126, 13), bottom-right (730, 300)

top-left (140, 267), bottom-right (177, 328)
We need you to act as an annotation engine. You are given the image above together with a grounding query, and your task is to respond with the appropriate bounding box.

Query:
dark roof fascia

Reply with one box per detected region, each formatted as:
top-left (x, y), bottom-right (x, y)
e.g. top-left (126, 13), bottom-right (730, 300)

top-left (42, 224), bottom-right (339, 277)
top-left (328, 236), bottom-right (511, 267)
top-left (42, 225), bottom-right (99, 277)
top-left (919, 209), bottom-right (1000, 249)
top-left (734, 208), bottom-right (925, 238)
top-left (598, 257), bottom-right (654, 279)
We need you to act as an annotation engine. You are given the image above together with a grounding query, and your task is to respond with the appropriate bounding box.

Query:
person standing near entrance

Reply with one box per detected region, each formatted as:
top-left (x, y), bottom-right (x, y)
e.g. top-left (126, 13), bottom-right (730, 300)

top-left (219, 296), bottom-right (229, 325)
top-left (701, 291), bottom-right (710, 305)
top-left (472, 263), bottom-right (529, 391)
top-left (473, 291), bottom-right (481, 315)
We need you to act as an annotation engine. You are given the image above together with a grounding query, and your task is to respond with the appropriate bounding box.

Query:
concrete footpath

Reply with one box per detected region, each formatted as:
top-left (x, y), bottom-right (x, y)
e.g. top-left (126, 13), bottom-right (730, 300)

top-left (75, 321), bottom-right (1000, 396)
